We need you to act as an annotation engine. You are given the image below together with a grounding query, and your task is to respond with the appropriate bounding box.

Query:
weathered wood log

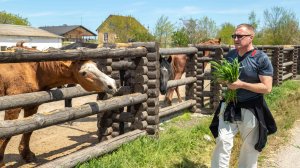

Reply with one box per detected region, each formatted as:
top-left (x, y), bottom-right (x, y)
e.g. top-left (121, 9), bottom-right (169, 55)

top-left (147, 89), bottom-right (160, 97)
top-left (111, 61), bottom-right (136, 70)
top-left (112, 112), bottom-right (134, 122)
top-left (197, 57), bottom-right (214, 62)
top-left (134, 102), bottom-right (148, 111)
top-left (135, 111), bottom-right (148, 120)
top-left (146, 98), bottom-right (159, 107)
top-left (0, 93), bottom-right (147, 138)
top-left (36, 130), bottom-right (146, 168)
top-left (147, 80), bottom-right (160, 88)
top-left (146, 115), bottom-right (159, 125)
top-left (0, 85), bottom-right (131, 111)
top-left (147, 107), bottom-right (159, 115)
top-left (132, 120), bottom-right (148, 130)
top-left (283, 61), bottom-right (294, 67)
top-left (159, 47), bottom-right (198, 55)
top-left (134, 75), bottom-right (149, 84)
top-left (0, 48), bottom-right (148, 63)
top-left (167, 77), bottom-right (197, 89)
top-left (133, 84), bottom-right (148, 93)
top-left (159, 99), bottom-right (197, 120)
top-left (0, 86), bottom-right (95, 111)
top-left (282, 73), bottom-right (293, 81)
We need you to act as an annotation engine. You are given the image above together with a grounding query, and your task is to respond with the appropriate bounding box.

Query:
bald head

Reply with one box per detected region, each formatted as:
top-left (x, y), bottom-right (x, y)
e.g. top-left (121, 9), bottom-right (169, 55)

top-left (236, 24), bottom-right (255, 36)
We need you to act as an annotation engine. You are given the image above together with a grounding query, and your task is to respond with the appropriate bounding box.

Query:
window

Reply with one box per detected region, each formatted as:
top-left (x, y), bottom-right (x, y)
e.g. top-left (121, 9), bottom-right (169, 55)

top-left (0, 46), bottom-right (7, 51)
top-left (104, 33), bottom-right (108, 43)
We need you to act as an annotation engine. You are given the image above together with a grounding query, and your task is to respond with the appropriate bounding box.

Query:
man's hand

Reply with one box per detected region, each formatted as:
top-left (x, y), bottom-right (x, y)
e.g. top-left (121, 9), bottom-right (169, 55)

top-left (227, 79), bottom-right (244, 90)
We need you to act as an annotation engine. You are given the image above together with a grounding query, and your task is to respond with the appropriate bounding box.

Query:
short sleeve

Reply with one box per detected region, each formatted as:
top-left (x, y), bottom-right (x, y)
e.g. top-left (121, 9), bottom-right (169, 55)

top-left (258, 53), bottom-right (273, 76)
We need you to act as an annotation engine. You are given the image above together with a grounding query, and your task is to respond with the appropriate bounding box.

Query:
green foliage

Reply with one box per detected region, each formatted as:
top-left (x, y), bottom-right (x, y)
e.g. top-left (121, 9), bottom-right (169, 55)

top-left (178, 16), bottom-right (218, 45)
top-left (0, 10), bottom-right (30, 25)
top-left (210, 58), bottom-right (240, 103)
top-left (217, 22), bottom-right (235, 45)
top-left (262, 6), bottom-right (300, 44)
top-left (171, 28), bottom-right (189, 47)
top-left (154, 15), bottom-right (174, 47)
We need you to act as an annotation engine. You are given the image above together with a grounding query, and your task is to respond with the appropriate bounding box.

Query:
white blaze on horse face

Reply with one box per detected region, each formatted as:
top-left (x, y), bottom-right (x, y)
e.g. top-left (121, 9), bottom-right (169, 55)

top-left (79, 62), bottom-right (117, 93)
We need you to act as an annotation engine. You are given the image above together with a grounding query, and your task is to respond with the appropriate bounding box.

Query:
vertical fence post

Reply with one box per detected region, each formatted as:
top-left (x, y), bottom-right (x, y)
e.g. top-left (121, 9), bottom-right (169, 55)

top-left (211, 47), bottom-right (223, 110)
top-left (186, 52), bottom-right (198, 113)
top-left (141, 42), bottom-right (160, 136)
top-left (271, 47), bottom-right (283, 85)
top-left (132, 54), bottom-right (149, 132)
top-left (293, 46), bottom-right (299, 77)
top-left (96, 58), bottom-right (114, 142)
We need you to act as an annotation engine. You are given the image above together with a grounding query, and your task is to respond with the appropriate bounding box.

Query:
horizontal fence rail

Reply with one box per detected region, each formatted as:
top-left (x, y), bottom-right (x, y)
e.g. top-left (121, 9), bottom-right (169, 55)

top-left (0, 86), bottom-right (131, 111)
top-left (167, 77), bottom-right (197, 89)
top-left (159, 47), bottom-right (198, 55)
top-left (0, 48), bottom-right (148, 63)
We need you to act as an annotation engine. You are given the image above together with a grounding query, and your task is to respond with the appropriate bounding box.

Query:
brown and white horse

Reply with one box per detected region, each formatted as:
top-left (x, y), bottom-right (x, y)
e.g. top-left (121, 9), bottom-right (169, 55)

top-left (0, 57), bottom-right (116, 166)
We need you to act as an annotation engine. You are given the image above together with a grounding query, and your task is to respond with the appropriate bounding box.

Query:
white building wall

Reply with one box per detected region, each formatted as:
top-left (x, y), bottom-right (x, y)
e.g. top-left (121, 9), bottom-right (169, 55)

top-left (0, 35), bottom-right (62, 51)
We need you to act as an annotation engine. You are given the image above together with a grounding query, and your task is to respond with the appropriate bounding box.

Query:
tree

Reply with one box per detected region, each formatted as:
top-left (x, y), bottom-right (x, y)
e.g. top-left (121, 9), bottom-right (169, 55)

top-left (248, 11), bottom-right (259, 30)
top-left (171, 28), bottom-right (189, 47)
top-left (263, 6), bottom-right (299, 44)
top-left (217, 22), bottom-right (235, 45)
top-left (197, 16), bottom-right (218, 41)
top-left (0, 11), bottom-right (30, 25)
top-left (153, 15), bottom-right (174, 47)
top-left (180, 18), bottom-right (200, 44)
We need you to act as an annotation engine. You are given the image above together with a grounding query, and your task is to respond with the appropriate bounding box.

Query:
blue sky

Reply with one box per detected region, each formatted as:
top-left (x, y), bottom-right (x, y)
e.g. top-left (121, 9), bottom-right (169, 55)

top-left (1, 0), bottom-right (300, 34)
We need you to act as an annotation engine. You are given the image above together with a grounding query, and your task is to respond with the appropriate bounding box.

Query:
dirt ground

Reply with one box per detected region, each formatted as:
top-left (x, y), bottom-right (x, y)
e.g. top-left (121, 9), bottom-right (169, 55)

top-left (261, 120), bottom-right (300, 168)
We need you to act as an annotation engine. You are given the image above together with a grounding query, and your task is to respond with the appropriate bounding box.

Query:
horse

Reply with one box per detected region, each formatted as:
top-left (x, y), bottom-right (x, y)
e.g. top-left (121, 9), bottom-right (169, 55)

top-left (0, 55), bottom-right (117, 166)
top-left (162, 38), bottom-right (221, 106)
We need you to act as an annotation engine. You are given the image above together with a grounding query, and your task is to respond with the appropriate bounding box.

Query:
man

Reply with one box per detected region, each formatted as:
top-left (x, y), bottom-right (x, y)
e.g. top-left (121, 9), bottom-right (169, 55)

top-left (210, 24), bottom-right (277, 168)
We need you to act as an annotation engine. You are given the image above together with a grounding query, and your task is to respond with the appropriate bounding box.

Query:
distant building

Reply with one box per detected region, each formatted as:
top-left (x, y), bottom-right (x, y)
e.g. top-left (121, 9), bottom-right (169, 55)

top-left (0, 24), bottom-right (63, 51)
top-left (96, 15), bottom-right (151, 44)
top-left (40, 25), bottom-right (97, 43)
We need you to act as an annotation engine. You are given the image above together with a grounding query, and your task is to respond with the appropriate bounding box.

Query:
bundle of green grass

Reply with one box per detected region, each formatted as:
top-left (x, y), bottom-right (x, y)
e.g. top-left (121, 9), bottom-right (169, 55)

top-left (210, 58), bottom-right (240, 103)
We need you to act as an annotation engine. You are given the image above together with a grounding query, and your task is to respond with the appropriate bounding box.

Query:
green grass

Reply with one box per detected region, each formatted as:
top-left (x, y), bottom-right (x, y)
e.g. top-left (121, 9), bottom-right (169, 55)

top-left (78, 80), bottom-right (300, 168)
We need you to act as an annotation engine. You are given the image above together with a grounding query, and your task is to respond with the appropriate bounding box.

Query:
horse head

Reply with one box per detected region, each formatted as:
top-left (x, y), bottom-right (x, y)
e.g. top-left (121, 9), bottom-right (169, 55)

top-left (71, 60), bottom-right (117, 94)
top-left (159, 56), bottom-right (173, 95)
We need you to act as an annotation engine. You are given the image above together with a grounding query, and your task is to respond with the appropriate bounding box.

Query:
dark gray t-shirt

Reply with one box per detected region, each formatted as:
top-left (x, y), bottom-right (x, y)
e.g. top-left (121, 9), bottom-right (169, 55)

top-left (225, 49), bottom-right (273, 102)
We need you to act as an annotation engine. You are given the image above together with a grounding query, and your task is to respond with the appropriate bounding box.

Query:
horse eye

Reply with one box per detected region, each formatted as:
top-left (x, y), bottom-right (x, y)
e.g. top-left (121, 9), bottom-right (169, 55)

top-left (81, 71), bottom-right (87, 76)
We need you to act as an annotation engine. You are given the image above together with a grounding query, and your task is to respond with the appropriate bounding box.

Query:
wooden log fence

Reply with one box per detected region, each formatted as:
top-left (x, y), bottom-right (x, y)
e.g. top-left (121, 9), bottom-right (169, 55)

top-left (0, 93), bottom-right (147, 138)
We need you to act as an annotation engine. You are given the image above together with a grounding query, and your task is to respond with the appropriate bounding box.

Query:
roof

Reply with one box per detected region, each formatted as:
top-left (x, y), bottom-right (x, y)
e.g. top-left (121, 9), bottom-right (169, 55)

top-left (96, 15), bottom-right (147, 32)
top-left (39, 25), bottom-right (97, 36)
top-left (0, 24), bottom-right (63, 38)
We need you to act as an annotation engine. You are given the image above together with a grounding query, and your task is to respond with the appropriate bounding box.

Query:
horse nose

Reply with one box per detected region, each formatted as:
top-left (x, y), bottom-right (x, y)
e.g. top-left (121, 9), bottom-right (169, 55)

top-left (107, 80), bottom-right (117, 94)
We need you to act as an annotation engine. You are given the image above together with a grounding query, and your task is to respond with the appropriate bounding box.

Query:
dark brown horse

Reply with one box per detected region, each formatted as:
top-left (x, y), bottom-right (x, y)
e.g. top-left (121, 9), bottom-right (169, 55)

top-left (163, 38), bottom-right (221, 105)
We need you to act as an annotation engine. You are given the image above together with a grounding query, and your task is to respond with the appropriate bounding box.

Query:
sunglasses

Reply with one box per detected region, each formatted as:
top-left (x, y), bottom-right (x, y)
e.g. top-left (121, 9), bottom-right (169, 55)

top-left (231, 34), bottom-right (252, 39)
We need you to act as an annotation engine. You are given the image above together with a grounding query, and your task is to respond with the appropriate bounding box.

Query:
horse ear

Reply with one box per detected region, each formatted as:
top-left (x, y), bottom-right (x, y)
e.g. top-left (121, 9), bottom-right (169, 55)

top-left (167, 55), bottom-right (172, 63)
top-left (61, 61), bottom-right (73, 67)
